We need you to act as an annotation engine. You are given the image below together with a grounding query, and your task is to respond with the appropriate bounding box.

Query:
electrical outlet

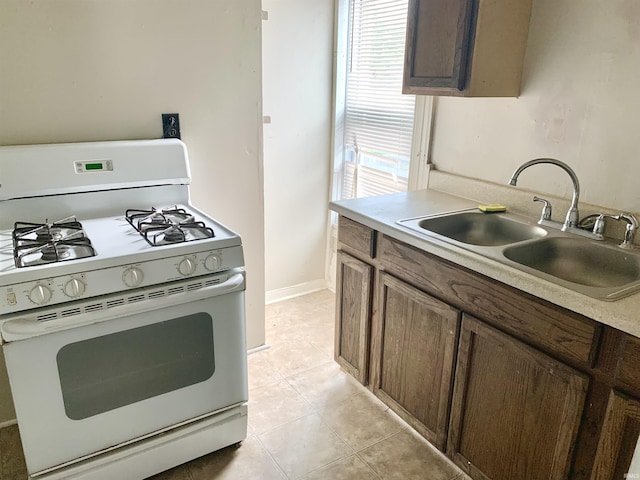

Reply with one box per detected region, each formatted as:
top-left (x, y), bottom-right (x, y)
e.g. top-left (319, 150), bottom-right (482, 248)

top-left (162, 113), bottom-right (181, 139)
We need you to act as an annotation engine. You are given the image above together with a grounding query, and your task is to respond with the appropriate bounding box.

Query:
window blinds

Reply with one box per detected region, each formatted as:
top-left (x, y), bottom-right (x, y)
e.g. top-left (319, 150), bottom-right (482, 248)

top-left (342, 0), bottom-right (414, 199)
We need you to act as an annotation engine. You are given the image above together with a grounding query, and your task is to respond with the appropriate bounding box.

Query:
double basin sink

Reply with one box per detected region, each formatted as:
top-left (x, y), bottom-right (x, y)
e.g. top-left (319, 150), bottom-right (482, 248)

top-left (398, 210), bottom-right (640, 300)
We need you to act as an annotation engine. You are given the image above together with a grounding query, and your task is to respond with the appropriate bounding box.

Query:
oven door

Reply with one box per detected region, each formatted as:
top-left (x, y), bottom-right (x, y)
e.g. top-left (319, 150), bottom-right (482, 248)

top-left (2, 271), bottom-right (247, 475)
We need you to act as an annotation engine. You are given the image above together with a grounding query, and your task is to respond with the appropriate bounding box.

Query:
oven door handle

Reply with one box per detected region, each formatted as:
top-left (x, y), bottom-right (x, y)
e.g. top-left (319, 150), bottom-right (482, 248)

top-left (1, 272), bottom-right (245, 343)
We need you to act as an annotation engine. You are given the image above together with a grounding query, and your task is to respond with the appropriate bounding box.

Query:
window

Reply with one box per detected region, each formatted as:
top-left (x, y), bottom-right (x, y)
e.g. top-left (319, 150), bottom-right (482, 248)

top-left (339, 0), bottom-right (415, 200)
top-left (326, 0), bottom-right (433, 289)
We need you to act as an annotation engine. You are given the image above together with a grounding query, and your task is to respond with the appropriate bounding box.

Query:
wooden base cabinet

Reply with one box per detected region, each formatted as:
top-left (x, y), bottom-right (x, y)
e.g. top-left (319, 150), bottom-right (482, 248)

top-left (335, 251), bottom-right (373, 384)
top-left (448, 314), bottom-right (589, 480)
top-left (370, 272), bottom-right (460, 450)
top-left (590, 390), bottom-right (640, 480)
top-left (333, 217), bottom-right (640, 479)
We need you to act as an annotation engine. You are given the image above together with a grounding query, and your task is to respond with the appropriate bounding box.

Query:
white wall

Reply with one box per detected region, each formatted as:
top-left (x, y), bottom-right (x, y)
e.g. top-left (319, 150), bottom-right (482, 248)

top-left (630, 438), bottom-right (640, 476)
top-left (262, 0), bottom-right (334, 300)
top-left (0, 0), bottom-right (264, 423)
top-left (431, 0), bottom-right (640, 214)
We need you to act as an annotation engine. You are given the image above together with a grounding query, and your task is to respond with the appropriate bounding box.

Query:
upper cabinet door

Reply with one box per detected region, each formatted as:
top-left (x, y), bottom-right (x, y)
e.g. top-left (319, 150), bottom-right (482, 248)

top-left (404, 0), bottom-right (475, 92)
top-left (403, 0), bottom-right (533, 97)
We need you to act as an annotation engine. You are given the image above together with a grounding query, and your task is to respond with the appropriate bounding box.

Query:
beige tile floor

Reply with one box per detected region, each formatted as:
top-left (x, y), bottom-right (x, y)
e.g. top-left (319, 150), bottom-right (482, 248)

top-left (0, 290), bottom-right (466, 480)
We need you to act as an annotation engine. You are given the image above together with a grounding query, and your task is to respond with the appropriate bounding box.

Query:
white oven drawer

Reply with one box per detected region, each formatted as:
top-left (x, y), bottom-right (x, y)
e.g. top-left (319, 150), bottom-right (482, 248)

top-left (2, 271), bottom-right (247, 475)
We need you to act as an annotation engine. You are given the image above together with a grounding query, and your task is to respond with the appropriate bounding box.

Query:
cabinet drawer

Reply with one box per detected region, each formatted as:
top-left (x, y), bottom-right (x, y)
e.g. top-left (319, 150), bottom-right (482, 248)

top-left (378, 235), bottom-right (599, 366)
top-left (338, 216), bottom-right (376, 260)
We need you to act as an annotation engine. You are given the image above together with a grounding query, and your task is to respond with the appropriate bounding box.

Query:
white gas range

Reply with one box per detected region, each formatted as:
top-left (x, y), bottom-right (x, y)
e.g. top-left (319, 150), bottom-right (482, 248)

top-left (0, 139), bottom-right (248, 479)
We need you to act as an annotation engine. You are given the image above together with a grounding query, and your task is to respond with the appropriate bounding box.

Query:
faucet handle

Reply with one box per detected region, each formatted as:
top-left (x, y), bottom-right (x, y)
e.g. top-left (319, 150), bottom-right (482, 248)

top-left (619, 213), bottom-right (638, 249)
top-left (593, 213), bottom-right (619, 236)
top-left (533, 196), bottom-right (552, 223)
top-left (593, 213), bottom-right (638, 248)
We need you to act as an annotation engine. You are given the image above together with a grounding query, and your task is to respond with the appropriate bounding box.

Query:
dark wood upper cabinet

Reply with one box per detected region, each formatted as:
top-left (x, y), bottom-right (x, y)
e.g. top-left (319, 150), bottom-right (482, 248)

top-left (403, 0), bottom-right (533, 97)
top-left (404, 0), bottom-right (475, 91)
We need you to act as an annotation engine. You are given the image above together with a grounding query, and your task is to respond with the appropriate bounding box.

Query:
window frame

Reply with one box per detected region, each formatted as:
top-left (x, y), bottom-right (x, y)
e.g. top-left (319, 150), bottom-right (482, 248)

top-left (328, 0), bottom-right (433, 208)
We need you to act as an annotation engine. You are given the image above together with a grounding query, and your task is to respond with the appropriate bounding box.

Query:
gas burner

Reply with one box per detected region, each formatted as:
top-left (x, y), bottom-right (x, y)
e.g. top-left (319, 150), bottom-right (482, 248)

top-left (126, 207), bottom-right (196, 231)
top-left (41, 244), bottom-right (71, 262)
top-left (37, 228), bottom-right (64, 243)
top-left (141, 212), bottom-right (168, 225)
top-left (126, 207), bottom-right (215, 246)
top-left (160, 224), bottom-right (186, 243)
top-left (15, 217), bottom-right (84, 243)
top-left (12, 217), bottom-right (97, 268)
top-left (143, 222), bottom-right (215, 246)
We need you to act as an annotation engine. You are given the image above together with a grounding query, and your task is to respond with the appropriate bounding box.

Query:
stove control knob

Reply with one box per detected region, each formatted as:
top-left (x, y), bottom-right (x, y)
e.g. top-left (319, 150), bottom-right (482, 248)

top-left (122, 267), bottom-right (144, 288)
top-left (29, 284), bottom-right (52, 305)
top-left (204, 254), bottom-right (221, 272)
top-left (178, 257), bottom-right (197, 276)
top-left (63, 278), bottom-right (86, 298)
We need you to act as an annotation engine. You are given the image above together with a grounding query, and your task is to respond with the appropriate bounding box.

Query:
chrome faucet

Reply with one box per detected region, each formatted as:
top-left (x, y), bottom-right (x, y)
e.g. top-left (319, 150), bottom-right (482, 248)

top-left (508, 158), bottom-right (580, 231)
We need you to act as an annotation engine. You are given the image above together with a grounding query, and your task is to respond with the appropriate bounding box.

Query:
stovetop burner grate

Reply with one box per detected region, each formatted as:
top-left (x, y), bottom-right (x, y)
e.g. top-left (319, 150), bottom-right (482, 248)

top-left (12, 217), bottom-right (97, 268)
top-left (126, 207), bottom-right (215, 246)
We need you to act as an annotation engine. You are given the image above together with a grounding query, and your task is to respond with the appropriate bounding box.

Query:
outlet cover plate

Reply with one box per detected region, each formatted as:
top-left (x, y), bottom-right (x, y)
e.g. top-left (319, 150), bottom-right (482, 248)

top-left (162, 113), bottom-right (181, 139)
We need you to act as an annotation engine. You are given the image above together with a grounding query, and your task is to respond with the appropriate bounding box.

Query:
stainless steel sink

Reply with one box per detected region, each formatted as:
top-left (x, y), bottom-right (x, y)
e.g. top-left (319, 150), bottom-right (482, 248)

top-left (503, 237), bottom-right (640, 298)
top-left (398, 209), bottom-right (640, 300)
top-left (399, 210), bottom-right (546, 246)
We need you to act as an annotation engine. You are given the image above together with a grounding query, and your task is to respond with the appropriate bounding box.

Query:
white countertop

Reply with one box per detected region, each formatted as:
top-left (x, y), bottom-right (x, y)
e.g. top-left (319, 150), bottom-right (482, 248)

top-left (331, 189), bottom-right (640, 339)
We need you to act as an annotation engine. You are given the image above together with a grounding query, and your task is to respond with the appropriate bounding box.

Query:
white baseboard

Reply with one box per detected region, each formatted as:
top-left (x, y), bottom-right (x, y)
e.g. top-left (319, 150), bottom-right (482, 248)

top-left (247, 344), bottom-right (270, 355)
top-left (0, 419), bottom-right (17, 429)
top-left (265, 279), bottom-right (327, 305)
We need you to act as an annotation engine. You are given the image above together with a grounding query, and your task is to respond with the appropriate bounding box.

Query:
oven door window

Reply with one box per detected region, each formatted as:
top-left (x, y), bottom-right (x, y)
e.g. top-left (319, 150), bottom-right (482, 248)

top-left (56, 313), bottom-right (215, 420)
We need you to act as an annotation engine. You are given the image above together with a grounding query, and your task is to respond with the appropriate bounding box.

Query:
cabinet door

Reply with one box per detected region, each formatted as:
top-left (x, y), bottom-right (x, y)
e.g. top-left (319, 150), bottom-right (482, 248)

top-left (448, 314), bottom-right (588, 480)
top-left (371, 272), bottom-right (460, 450)
top-left (403, 0), bottom-right (532, 96)
top-left (335, 251), bottom-right (373, 384)
top-left (590, 390), bottom-right (640, 480)
top-left (403, 0), bottom-right (476, 92)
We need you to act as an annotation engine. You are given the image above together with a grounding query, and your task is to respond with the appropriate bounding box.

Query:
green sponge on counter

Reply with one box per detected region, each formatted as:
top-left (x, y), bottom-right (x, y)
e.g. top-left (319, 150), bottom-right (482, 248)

top-left (478, 204), bottom-right (507, 213)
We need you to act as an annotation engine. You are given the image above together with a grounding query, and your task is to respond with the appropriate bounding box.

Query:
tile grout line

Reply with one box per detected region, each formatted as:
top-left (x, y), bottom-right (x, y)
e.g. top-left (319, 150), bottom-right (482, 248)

top-left (249, 409), bottom-right (316, 438)
top-left (353, 451), bottom-right (383, 480)
top-left (311, 393), bottom-right (407, 453)
top-left (246, 353), bottom-right (286, 391)
top-left (292, 408), bottom-right (384, 478)
top-left (252, 432), bottom-right (295, 480)
top-left (279, 361), bottom-right (370, 413)
top-left (252, 408), bottom-right (315, 438)
top-left (256, 410), bottom-right (355, 479)
top-left (260, 341), bottom-right (334, 379)
top-left (300, 452), bottom-right (382, 480)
